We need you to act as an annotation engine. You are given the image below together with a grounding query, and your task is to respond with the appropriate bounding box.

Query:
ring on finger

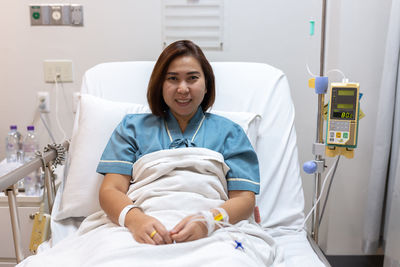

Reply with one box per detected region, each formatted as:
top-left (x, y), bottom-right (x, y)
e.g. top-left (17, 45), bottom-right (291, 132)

top-left (150, 230), bottom-right (157, 239)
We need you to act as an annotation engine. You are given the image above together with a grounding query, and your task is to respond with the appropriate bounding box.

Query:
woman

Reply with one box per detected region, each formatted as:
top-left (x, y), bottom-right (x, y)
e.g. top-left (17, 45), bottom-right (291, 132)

top-left (96, 40), bottom-right (260, 245)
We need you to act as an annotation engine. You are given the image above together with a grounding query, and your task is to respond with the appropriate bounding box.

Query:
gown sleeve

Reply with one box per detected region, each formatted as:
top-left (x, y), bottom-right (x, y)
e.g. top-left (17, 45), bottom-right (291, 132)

top-left (223, 124), bottom-right (260, 194)
top-left (96, 115), bottom-right (139, 176)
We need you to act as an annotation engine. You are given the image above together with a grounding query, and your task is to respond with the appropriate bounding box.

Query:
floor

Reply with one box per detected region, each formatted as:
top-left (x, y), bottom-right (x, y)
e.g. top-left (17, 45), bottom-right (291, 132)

top-left (326, 255), bottom-right (384, 267)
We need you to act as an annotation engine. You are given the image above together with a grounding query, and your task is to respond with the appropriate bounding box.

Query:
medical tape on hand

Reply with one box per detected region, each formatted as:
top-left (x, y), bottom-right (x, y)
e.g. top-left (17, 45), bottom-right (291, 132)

top-left (198, 210), bottom-right (214, 236)
top-left (197, 208), bottom-right (229, 236)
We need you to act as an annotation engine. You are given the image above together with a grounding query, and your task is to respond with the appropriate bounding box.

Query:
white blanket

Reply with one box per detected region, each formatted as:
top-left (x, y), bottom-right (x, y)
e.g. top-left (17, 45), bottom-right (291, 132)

top-left (19, 148), bottom-right (284, 267)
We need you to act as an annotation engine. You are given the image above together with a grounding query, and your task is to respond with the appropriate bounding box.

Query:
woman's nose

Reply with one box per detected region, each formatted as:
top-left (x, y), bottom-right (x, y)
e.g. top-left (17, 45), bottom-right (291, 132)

top-left (177, 81), bottom-right (189, 93)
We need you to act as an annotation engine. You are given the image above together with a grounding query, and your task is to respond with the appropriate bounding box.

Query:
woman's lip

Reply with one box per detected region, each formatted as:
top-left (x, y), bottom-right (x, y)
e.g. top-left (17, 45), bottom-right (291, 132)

top-left (176, 99), bottom-right (191, 103)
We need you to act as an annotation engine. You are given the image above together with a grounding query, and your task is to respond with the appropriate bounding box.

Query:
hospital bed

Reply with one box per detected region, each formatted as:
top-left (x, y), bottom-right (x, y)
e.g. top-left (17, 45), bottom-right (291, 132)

top-left (6, 61), bottom-right (330, 266)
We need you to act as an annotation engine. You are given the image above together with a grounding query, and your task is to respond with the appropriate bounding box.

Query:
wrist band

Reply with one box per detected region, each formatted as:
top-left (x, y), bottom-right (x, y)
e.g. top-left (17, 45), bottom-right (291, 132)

top-left (214, 207), bottom-right (229, 223)
top-left (118, 204), bottom-right (142, 227)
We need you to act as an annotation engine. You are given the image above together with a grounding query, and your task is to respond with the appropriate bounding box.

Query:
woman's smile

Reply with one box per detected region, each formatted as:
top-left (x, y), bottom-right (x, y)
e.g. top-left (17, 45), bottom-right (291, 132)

top-left (176, 99), bottom-right (191, 105)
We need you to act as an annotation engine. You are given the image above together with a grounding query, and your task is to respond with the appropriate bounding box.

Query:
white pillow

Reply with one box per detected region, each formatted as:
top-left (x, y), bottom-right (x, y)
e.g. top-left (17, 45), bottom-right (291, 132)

top-left (54, 94), bottom-right (260, 220)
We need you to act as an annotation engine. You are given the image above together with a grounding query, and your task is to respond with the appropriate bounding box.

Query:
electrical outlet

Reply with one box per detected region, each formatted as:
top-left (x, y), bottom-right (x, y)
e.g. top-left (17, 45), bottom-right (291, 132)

top-left (37, 92), bottom-right (50, 113)
top-left (43, 60), bottom-right (73, 83)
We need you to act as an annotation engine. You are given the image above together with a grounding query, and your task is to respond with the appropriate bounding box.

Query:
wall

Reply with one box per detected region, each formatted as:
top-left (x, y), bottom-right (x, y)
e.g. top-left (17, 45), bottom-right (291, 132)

top-left (0, 0), bottom-right (392, 255)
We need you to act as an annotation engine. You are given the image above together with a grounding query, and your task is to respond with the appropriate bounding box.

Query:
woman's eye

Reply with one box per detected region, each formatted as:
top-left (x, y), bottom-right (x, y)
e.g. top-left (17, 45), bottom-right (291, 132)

top-left (189, 76), bottom-right (199, 80)
top-left (167, 76), bottom-right (177, 81)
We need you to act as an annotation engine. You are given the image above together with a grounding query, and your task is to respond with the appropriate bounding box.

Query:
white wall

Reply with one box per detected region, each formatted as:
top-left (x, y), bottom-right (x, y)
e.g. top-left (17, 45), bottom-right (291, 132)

top-left (0, 0), bottom-right (392, 255)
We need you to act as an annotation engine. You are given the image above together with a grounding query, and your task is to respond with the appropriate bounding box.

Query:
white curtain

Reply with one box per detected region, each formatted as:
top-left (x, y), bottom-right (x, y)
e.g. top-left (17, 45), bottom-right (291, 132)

top-left (362, 0), bottom-right (400, 257)
top-left (384, 148), bottom-right (400, 266)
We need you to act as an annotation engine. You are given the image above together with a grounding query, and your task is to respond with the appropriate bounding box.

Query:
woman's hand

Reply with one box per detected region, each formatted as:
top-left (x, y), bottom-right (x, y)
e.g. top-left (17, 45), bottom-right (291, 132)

top-left (170, 215), bottom-right (208, 243)
top-left (126, 210), bottom-right (173, 245)
top-left (170, 190), bottom-right (255, 243)
top-left (99, 174), bottom-right (172, 245)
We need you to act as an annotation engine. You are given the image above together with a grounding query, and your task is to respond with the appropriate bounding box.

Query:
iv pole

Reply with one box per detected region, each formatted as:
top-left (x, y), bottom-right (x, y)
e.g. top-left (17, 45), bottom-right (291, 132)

top-left (311, 0), bottom-right (328, 242)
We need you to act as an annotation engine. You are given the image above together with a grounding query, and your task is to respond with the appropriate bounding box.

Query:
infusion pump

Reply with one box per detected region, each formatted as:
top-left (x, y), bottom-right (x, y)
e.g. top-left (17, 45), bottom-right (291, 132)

top-left (326, 82), bottom-right (360, 157)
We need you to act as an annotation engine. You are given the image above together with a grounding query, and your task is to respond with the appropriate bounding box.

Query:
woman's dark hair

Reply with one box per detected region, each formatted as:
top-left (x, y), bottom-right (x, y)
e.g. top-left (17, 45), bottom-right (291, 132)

top-left (147, 40), bottom-right (215, 117)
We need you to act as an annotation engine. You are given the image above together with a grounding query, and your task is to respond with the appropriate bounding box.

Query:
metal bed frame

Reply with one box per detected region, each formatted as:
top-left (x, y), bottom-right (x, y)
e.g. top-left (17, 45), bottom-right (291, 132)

top-left (0, 141), bottom-right (69, 263)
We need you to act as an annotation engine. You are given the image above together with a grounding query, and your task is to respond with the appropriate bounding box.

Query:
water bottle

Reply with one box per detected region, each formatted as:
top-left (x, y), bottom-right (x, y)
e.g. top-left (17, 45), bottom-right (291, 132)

top-left (6, 125), bottom-right (19, 163)
top-left (16, 128), bottom-right (23, 162)
top-left (23, 125), bottom-right (40, 196)
top-left (6, 125), bottom-right (24, 191)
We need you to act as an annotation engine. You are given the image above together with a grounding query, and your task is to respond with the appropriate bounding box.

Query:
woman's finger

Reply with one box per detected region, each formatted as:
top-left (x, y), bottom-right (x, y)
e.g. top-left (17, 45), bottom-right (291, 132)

top-left (171, 223), bottom-right (191, 242)
top-left (171, 215), bottom-right (196, 235)
top-left (152, 232), bottom-right (165, 245)
top-left (170, 218), bottom-right (188, 235)
top-left (154, 224), bottom-right (172, 244)
top-left (174, 230), bottom-right (194, 243)
top-left (173, 220), bottom-right (207, 243)
top-left (142, 232), bottom-right (156, 245)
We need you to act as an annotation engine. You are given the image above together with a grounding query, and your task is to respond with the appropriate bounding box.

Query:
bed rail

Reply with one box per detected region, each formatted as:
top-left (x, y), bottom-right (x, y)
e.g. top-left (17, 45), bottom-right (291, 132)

top-left (307, 234), bottom-right (332, 267)
top-left (0, 140), bottom-right (69, 263)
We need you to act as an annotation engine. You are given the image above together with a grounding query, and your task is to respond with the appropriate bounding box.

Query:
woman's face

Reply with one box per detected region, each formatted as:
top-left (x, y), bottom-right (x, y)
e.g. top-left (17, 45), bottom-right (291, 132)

top-left (163, 55), bottom-right (207, 125)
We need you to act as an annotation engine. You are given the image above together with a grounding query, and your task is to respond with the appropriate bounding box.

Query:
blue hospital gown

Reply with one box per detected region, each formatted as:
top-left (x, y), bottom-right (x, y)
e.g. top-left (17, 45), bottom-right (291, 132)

top-left (96, 107), bottom-right (260, 194)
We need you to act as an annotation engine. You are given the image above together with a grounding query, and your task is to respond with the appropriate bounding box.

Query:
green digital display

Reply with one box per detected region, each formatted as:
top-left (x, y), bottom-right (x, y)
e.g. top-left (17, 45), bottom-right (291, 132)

top-left (332, 111), bottom-right (354, 119)
top-left (338, 90), bottom-right (355, 96)
top-left (337, 103), bottom-right (354, 109)
top-left (333, 112), bottom-right (354, 120)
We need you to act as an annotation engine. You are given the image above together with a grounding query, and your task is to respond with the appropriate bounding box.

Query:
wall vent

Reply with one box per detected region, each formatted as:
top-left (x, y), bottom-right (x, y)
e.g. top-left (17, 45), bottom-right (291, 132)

top-left (162, 0), bottom-right (224, 50)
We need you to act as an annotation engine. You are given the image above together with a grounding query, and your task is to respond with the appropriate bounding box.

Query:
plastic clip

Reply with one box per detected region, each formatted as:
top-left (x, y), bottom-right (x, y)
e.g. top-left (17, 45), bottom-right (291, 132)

top-left (235, 240), bottom-right (244, 250)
